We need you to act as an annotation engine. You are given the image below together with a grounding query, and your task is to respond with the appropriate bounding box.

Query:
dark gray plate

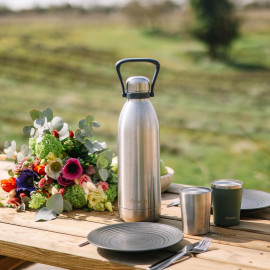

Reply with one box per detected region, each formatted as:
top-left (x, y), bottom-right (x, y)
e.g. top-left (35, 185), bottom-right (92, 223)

top-left (87, 222), bottom-right (183, 252)
top-left (241, 189), bottom-right (270, 212)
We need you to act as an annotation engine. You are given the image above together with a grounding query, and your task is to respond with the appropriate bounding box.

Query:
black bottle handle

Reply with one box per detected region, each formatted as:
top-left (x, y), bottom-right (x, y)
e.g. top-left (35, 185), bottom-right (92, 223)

top-left (115, 58), bottom-right (160, 97)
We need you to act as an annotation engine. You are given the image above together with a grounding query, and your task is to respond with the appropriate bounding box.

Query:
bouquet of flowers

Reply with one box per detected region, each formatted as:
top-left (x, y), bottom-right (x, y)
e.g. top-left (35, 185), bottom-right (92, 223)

top-left (0, 108), bottom-right (118, 221)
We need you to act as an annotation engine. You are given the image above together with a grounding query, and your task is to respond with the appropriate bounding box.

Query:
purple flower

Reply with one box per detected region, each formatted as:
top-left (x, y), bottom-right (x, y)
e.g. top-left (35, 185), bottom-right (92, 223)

top-left (62, 158), bottom-right (83, 180)
top-left (15, 169), bottom-right (38, 196)
top-left (57, 174), bottom-right (74, 187)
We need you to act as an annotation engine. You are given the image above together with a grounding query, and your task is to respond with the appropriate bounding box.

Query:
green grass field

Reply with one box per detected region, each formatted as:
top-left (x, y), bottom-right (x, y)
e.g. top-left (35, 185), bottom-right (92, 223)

top-left (1, 9), bottom-right (270, 191)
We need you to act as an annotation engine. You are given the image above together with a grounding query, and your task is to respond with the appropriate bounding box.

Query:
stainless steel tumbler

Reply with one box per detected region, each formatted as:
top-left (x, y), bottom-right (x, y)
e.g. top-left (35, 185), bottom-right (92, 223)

top-left (179, 187), bottom-right (212, 235)
top-left (211, 179), bottom-right (243, 226)
top-left (116, 58), bottom-right (161, 222)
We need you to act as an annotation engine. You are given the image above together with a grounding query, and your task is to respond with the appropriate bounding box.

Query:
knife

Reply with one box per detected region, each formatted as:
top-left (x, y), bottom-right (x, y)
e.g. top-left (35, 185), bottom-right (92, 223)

top-left (167, 200), bottom-right (180, 207)
top-left (147, 242), bottom-right (199, 270)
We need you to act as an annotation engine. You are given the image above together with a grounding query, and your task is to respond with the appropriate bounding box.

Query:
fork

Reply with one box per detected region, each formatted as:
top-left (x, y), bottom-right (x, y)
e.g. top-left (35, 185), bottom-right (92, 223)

top-left (148, 237), bottom-right (212, 270)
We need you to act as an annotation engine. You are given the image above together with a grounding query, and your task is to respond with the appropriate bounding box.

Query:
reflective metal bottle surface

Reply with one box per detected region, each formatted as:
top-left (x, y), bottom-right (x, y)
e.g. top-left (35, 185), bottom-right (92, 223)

top-left (116, 58), bottom-right (161, 222)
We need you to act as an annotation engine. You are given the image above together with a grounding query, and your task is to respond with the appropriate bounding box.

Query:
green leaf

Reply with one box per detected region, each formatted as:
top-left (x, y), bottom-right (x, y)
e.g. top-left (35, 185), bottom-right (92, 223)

top-left (88, 141), bottom-right (106, 154)
top-left (102, 150), bottom-right (113, 165)
top-left (20, 144), bottom-right (30, 156)
top-left (46, 193), bottom-right (63, 215)
top-left (35, 207), bottom-right (57, 222)
top-left (92, 121), bottom-right (101, 128)
top-left (23, 125), bottom-right (33, 135)
top-left (63, 199), bottom-right (72, 212)
top-left (75, 130), bottom-right (85, 143)
top-left (98, 168), bottom-right (109, 181)
top-left (81, 122), bottom-right (93, 137)
top-left (8, 169), bottom-right (14, 177)
top-left (21, 196), bottom-right (31, 208)
top-left (85, 115), bottom-right (94, 125)
top-left (42, 108), bottom-right (53, 121)
top-left (79, 119), bottom-right (85, 129)
top-left (30, 109), bottom-right (43, 121)
top-left (97, 155), bottom-right (109, 169)
top-left (34, 117), bottom-right (46, 128)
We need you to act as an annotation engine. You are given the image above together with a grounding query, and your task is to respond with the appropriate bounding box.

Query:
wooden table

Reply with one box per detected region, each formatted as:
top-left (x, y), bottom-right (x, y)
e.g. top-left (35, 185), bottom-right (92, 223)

top-left (0, 161), bottom-right (270, 270)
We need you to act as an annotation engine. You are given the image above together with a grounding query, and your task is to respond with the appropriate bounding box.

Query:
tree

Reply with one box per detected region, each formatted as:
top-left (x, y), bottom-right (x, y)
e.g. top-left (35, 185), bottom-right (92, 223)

top-left (190, 0), bottom-right (239, 59)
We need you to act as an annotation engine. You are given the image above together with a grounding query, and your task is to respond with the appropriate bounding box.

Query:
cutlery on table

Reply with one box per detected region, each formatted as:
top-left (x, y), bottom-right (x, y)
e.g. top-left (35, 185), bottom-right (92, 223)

top-left (167, 200), bottom-right (180, 207)
top-left (78, 241), bottom-right (89, 247)
top-left (148, 237), bottom-right (212, 270)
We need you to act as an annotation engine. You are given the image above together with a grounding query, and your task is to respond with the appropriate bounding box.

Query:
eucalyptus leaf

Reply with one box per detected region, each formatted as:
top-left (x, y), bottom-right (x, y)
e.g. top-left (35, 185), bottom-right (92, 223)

top-left (46, 193), bottom-right (63, 215)
top-left (79, 119), bottom-right (85, 129)
top-left (35, 207), bottom-right (57, 222)
top-left (75, 130), bottom-right (85, 143)
top-left (102, 150), bottom-right (113, 164)
top-left (30, 109), bottom-right (43, 121)
top-left (34, 117), bottom-right (47, 128)
top-left (4, 141), bottom-right (11, 149)
top-left (63, 199), bottom-right (73, 212)
top-left (88, 141), bottom-right (106, 154)
top-left (98, 168), bottom-right (109, 181)
top-left (97, 156), bottom-right (109, 169)
top-left (51, 116), bottom-right (64, 131)
top-left (20, 144), bottom-right (30, 156)
top-left (92, 121), bottom-right (101, 128)
top-left (23, 126), bottom-right (33, 135)
top-left (42, 108), bottom-right (53, 121)
top-left (85, 115), bottom-right (94, 125)
top-left (84, 139), bottom-right (92, 151)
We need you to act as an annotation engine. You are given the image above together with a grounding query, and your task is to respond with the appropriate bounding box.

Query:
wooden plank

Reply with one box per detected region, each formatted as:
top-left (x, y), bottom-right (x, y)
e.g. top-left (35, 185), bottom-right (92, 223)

top-left (0, 256), bottom-right (25, 270)
top-left (1, 222), bottom-right (270, 270)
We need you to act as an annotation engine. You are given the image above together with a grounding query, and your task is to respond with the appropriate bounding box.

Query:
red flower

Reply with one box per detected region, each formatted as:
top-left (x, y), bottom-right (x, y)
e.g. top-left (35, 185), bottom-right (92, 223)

top-left (8, 197), bottom-right (21, 206)
top-left (19, 192), bottom-right (27, 199)
top-left (1, 177), bottom-right (17, 192)
top-left (38, 178), bottom-right (47, 189)
top-left (69, 130), bottom-right (74, 139)
top-left (53, 130), bottom-right (59, 139)
top-left (47, 177), bottom-right (53, 185)
top-left (96, 181), bottom-right (109, 191)
top-left (34, 164), bottom-right (46, 175)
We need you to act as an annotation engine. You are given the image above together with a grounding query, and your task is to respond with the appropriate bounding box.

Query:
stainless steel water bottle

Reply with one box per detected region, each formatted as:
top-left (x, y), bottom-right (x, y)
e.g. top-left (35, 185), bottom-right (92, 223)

top-left (115, 58), bottom-right (161, 222)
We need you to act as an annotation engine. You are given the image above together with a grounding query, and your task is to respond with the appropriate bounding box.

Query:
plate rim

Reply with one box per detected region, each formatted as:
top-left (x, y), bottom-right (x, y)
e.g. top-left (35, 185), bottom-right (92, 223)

top-left (241, 189), bottom-right (270, 211)
top-left (87, 222), bottom-right (183, 252)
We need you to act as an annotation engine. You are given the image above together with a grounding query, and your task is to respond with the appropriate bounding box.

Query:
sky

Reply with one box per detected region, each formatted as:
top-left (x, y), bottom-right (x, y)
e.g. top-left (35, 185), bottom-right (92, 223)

top-left (0, 0), bottom-right (131, 10)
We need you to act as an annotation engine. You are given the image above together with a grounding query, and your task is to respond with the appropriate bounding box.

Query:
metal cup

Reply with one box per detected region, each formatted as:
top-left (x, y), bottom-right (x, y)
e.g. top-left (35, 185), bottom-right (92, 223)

top-left (211, 179), bottom-right (243, 226)
top-left (179, 187), bottom-right (212, 235)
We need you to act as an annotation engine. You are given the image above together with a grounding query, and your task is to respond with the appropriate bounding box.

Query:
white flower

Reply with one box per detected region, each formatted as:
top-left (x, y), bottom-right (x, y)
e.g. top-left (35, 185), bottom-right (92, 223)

top-left (4, 140), bottom-right (16, 159)
top-left (45, 158), bottom-right (63, 179)
top-left (87, 181), bottom-right (97, 192)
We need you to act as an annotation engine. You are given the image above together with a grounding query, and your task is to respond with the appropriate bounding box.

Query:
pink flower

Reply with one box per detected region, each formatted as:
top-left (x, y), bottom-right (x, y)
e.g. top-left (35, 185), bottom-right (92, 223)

top-left (85, 165), bottom-right (96, 176)
top-left (96, 181), bottom-right (109, 191)
top-left (58, 188), bottom-right (65, 196)
top-left (62, 158), bottom-right (83, 180)
top-left (38, 177), bottom-right (47, 189)
top-left (57, 174), bottom-right (74, 187)
top-left (78, 174), bottom-right (90, 186)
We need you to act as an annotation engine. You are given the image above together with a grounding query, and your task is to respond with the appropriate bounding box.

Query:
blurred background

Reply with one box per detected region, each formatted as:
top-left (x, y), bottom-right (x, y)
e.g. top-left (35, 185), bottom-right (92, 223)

top-left (0, 0), bottom-right (270, 191)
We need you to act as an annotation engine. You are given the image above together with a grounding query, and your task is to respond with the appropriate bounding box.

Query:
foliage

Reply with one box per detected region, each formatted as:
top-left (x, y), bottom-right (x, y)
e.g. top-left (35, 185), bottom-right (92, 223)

top-left (63, 184), bottom-right (87, 209)
top-left (0, 108), bottom-right (118, 221)
top-left (190, 0), bottom-right (240, 58)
